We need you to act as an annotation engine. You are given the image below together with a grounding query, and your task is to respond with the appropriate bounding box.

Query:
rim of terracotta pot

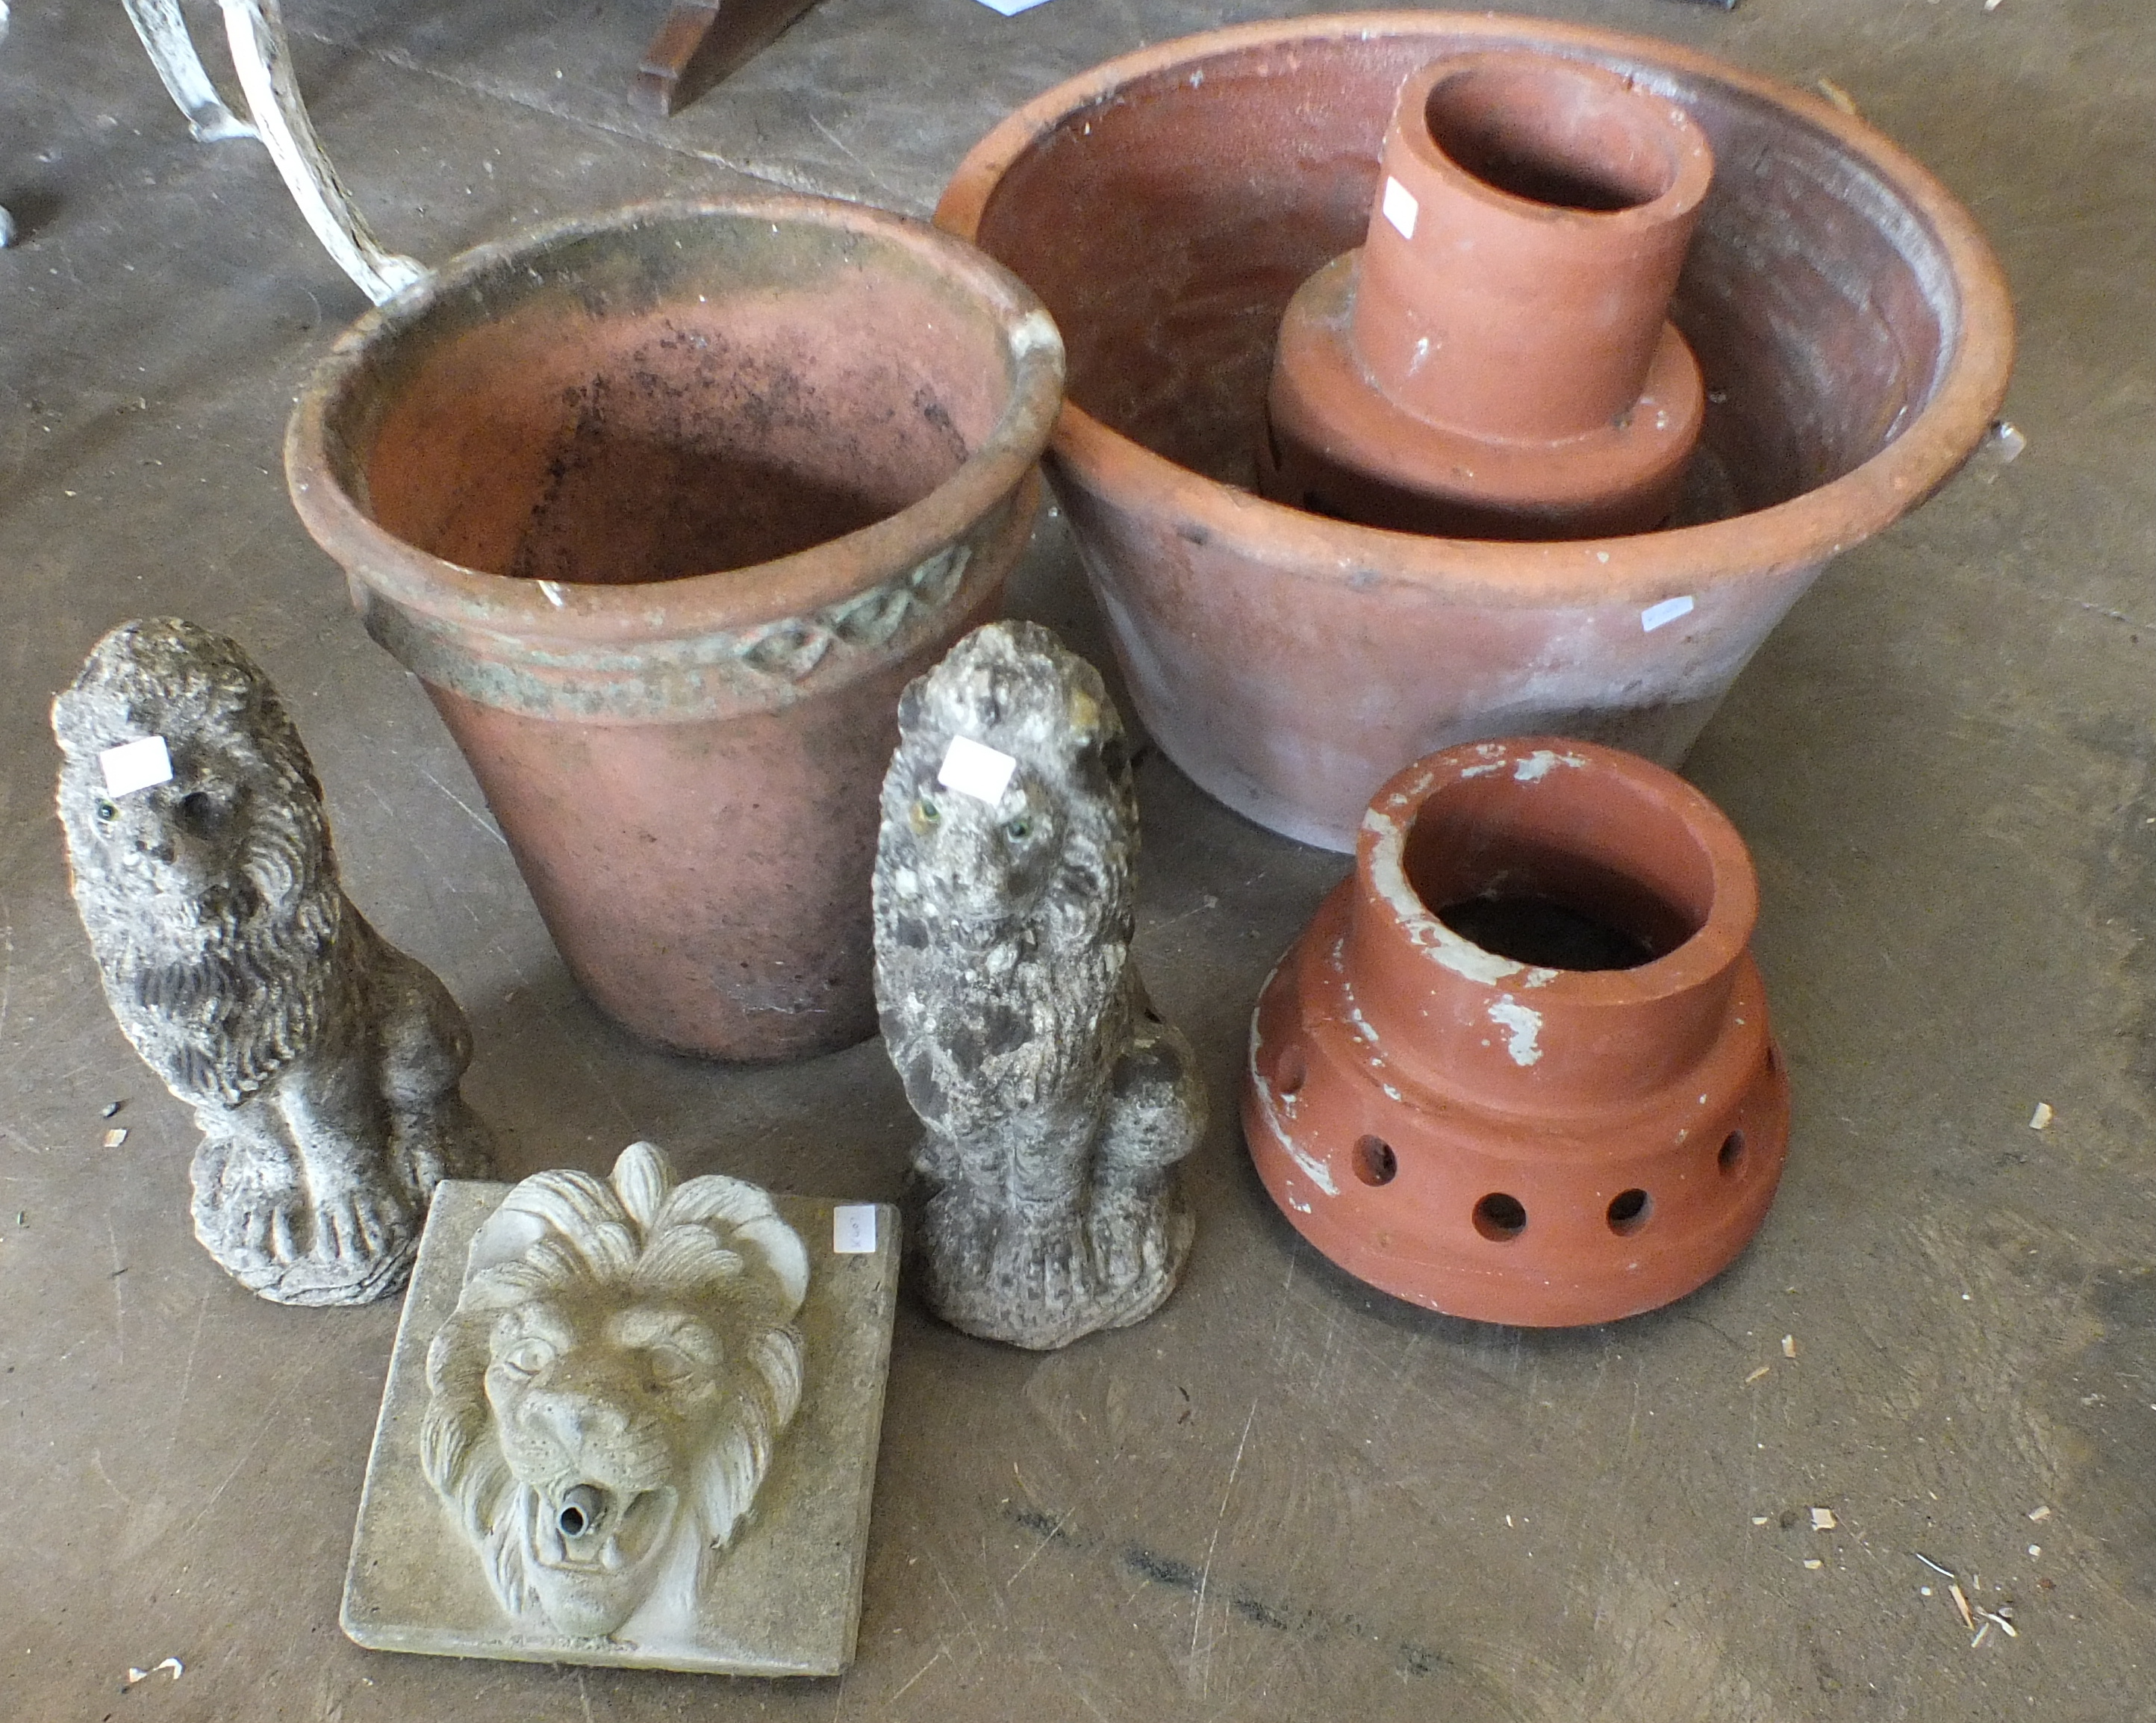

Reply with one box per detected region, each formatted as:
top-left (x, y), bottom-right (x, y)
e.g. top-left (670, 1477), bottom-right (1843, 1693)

top-left (935, 10), bottom-right (2014, 604)
top-left (1398, 51), bottom-right (1716, 246)
top-left (1356, 743), bottom-right (1757, 1037)
top-left (286, 195), bottom-right (1065, 649)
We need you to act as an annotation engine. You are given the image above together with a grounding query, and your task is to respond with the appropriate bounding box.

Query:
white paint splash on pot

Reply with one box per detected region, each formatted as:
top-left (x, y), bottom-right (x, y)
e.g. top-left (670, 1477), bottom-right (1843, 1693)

top-left (1488, 996), bottom-right (1544, 1065)
top-left (1363, 801), bottom-right (1525, 985)
top-left (1247, 1003), bottom-right (1338, 1195)
top-left (1512, 749), bottom-right (1586, 783)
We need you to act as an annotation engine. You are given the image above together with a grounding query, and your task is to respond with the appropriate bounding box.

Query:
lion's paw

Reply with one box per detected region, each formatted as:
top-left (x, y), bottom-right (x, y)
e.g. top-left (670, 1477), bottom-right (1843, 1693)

top-left (312, 1183), bottom-right (413, 1266)
top-left (192, 1135), bottom-right (416, 1306)
top-left (393, 1097), bottom-right (495, 1197)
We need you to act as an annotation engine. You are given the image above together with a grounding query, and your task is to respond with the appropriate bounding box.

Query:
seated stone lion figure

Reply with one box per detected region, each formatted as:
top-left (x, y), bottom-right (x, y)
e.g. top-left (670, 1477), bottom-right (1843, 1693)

top-left (52, 617), bottom-right (491, 1305)
top-left (873, 620), bottom-right (1206, 1350)
top-left (421, 1141), bottom-right (808, 1645)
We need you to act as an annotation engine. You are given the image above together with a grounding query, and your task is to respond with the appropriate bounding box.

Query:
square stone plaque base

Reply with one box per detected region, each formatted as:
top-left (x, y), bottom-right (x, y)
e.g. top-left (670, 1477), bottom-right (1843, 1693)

top-left (341, 1180), bottom-right (899, 1675)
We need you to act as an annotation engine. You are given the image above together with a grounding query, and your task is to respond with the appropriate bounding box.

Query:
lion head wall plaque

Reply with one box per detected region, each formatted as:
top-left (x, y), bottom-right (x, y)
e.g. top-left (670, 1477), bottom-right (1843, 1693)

top-left (52, 618), bottom-right (491, 1304)
top-left (343, 1142), bottom-right (900, 1674)
top-left (423, 1141), bottom-right (808, 1639)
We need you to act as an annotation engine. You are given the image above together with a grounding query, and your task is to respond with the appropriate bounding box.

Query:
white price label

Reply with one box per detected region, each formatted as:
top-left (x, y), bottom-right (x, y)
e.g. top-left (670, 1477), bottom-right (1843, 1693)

top-left (1381, 176), bottom-right (1419, 240)
top-left (937, 735), bottom-right (1018, 806)
top-left (1640, 595), bottom-right (1695, 634)
top-left (99, 735), bottom-right (172, 797)
top-left (833, 1205), bottom-right (877, 1254)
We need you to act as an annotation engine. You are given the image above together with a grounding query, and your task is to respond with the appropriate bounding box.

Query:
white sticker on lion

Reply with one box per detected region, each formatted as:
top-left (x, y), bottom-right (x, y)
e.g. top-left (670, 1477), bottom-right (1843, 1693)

top-left (420, 1141), bottom-right (808, 1646)
top-left (99, 735), bottom-right (172, 796)
top-left (935, 734), bottom-right (1018, 806)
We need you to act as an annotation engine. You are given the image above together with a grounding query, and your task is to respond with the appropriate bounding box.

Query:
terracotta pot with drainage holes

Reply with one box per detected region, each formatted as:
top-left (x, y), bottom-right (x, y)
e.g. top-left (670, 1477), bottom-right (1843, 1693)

top-left (1242, 736), bottom-right (1787, 1326)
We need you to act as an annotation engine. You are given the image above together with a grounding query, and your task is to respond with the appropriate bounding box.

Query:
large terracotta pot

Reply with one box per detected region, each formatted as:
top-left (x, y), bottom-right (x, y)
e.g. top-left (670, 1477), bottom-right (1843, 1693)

top-left (938, 13), bottom-right (2014, 851)
top-left (1244, 738), bottom-right (1789, 1326)
top-left (287, 198), bottom-right (1064, 1059)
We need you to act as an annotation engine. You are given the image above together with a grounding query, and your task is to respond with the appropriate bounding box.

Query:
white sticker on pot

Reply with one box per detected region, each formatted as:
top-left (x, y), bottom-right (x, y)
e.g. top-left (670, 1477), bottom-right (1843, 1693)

top-left (1381, 176), bottom-right (1419, 240)
top-left (833, 1205), bottom-right (877, 1254)
top-left (938, 735), bottom-right (1018, 806)
top-left (99, 735), bottom-right (172, 797)
top-left (973, 0), bottom-right (1056, 16)
top-left (1640, 595), bottom-right (1695, 633)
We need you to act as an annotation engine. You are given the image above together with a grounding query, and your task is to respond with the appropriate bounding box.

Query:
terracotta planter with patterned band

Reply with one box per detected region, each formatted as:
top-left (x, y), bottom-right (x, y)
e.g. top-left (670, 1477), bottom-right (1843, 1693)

top-left (1244, 738), bottom-right (1788, 1326)
top-left (287, 198), bottom-right (1064, 1059)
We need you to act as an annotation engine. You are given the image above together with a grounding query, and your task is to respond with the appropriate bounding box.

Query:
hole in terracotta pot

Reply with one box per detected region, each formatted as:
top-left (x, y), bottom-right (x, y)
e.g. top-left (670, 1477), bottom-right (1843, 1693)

top-left (1472, 1191), bottom-right (1527, 1241)
top-left (1607, 1188), bottom-right (1651, 1234)
top-left (1353, 1134), bottom-right (1397, 1185)
top-left (1719, 1131), bottom-right (1746, 1175)
top-left (1438, 894), bottom-right (1660, 971)
top-left (1275, 1047), bottom-right (1308, 1097)
top-left (1424, 63), bottom-right (1679, 216)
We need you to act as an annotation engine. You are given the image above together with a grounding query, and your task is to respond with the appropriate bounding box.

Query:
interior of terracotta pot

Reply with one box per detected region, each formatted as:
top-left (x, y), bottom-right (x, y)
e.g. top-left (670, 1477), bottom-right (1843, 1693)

top-left (347, 216), bottom-right (1015, 585)
top-left (1401, 771), bottom-right (1717, 973)
top-left (971, 30), bottom-right (1958, 524)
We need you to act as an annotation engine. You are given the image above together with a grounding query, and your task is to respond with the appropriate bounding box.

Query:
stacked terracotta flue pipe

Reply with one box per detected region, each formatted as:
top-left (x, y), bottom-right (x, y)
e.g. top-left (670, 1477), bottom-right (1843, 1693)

top-left (1260, 49), bottom-right (1714, 540)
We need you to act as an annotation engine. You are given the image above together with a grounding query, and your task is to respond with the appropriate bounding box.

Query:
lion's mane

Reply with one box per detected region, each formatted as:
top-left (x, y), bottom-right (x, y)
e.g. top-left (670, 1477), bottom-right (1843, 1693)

top-left (52, 618), bottom-right (342, 1107)
top-left (420, 1142), bottom-right (808, 1627)
top-left (872, 620), bottom-right (1139, 1132)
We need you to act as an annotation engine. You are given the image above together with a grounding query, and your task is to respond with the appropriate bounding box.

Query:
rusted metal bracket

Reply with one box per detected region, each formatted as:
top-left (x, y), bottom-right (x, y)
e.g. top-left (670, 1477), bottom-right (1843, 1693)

top-left (632, 0), bottom-right (823, 116)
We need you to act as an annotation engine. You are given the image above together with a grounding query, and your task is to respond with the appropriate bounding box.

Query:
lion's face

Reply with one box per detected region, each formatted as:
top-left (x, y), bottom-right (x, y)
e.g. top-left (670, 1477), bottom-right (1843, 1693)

top-left (482, 1290), bottom-right (729, 1637)
top-left (66, 745), bottom-right (272, 921)
top-left (875, 620), bottom-right (1132, 936)
top-left (887, 751), bottom-right (1068, 927)
top-left (53, 619), bottom-right (328, 947)
top-left (423, 1144), bottom-right (808, 1644)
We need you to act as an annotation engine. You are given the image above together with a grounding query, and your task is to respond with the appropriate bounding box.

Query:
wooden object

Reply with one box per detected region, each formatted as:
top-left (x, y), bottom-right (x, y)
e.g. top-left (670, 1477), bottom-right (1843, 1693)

top-left (633, 0), bottom-right (825, 116)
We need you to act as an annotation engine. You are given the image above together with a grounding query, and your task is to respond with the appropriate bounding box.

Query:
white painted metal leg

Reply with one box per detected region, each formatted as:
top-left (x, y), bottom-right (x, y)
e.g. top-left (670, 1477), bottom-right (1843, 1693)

top-left (218, 0), bottom-right (425, 305)
top-left (0, 1), bottom-right (13, 243)
top-left (122, 0), bottom-right (256, 143)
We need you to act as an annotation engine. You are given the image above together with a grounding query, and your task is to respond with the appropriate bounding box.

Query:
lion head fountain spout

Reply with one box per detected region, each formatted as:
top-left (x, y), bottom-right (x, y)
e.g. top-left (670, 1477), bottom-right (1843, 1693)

top-left (420, 1141), bottom-right (808, 1643)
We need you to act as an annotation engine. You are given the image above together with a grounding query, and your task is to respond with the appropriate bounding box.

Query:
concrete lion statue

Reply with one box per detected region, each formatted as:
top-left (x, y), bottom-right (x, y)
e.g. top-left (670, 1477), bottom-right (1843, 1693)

top-left (420, 1141), bottom-right (808, 1644)
top-left (52, 617), bottom-right (491, 1305)
top-left (872, 620), bottom-right (1205, 1350)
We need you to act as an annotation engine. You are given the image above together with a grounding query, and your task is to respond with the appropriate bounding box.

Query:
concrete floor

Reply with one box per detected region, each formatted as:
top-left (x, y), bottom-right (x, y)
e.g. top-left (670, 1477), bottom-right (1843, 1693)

top-left (1, 0), bottom-right (2149, 1718)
